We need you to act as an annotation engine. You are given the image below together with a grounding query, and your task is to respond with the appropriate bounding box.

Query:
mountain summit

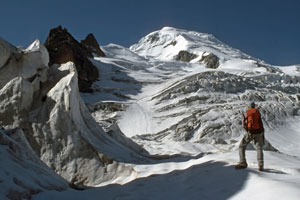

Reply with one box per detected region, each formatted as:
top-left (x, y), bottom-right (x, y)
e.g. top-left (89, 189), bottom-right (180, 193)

top-left (130, 27), bottom-right (252, 61)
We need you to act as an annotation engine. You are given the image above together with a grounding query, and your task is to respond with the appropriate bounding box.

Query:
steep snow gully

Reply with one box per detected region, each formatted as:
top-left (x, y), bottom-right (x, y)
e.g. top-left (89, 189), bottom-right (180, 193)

top-left (1, 27), bottom-right (300, 199)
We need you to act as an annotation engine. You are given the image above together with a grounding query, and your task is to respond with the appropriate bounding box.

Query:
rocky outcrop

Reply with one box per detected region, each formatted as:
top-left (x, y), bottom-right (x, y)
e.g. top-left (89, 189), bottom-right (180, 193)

top-left (176, 50), bottom-right (198, 62)
top-left (81, 33), bottom-right (105, 57)
top-left (44, 26), bottom-right (99, 93)
top-left (200, 53), bottom-right (219, 69)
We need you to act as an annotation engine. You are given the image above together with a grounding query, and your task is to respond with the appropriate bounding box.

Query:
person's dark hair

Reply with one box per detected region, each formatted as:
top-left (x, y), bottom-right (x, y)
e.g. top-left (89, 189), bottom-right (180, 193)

top-left (249, 101), bottom-right (255, 108)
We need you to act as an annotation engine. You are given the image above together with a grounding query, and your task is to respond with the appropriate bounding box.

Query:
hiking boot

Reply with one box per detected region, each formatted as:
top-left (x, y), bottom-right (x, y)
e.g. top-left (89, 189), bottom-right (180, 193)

top-left (259, 165), bottom-right (264, 171)
top-left (235, 162), bottom-right (248, 169)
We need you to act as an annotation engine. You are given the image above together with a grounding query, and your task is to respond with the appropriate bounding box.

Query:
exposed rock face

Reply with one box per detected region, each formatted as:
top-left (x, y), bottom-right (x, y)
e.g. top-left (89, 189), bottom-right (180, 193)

top-left (81, 33), bottom-right (105, 57)
top-left (200, 53), bottom-right (219, 69)
top-left (44, 26), bottom-right (99, 93)
top-left (176, 50), bottom-right (198, 62)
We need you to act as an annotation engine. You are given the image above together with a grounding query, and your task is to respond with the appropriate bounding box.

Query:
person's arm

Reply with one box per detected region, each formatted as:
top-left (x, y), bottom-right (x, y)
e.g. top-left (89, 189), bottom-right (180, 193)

top-left (258, 111), bottom-right (265, 144)
top-left (258, 112), bottom-right (264, 132)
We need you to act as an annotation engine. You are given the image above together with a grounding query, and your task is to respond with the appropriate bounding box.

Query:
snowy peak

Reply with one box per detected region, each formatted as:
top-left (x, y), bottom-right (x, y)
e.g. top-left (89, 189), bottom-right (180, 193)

top-left (130, 27), bottom-right (190, 60)
top-left (130, 26), bottom-right (254, 62)
top-left (101, 43), bottom-right (148, 63)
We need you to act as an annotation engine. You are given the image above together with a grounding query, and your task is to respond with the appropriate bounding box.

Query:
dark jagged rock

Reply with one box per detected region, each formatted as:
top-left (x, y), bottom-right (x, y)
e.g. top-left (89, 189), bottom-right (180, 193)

top-left (81, 33), bottom-right (105, 57)
top-left (44, 26), bottom-right (99, 93)
top-left (176, 50), bottom-right (198, 62)
top-left (200, 53), bottom-right (219, 69)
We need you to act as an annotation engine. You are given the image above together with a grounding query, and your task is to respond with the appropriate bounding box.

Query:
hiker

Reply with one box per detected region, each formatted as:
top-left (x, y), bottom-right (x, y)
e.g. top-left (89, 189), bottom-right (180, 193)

top-left (235, 101), bottom-right (265, 171)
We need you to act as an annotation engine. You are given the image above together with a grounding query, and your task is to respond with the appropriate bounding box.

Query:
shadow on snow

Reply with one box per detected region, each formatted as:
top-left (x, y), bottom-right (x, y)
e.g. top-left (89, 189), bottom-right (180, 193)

top-left (77, 161), bottom-right (250, 200)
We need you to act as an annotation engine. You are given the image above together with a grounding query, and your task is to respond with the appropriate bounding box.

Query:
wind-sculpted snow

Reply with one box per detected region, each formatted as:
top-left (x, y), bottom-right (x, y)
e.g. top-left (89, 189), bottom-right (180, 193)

top-left (0, 39), bottom-right (48, 128)
top-left (0, 39), bottom-right (48, 92)
top-left (0, 129), bottom-right (69, 200)
top-left (23, 62), bottom-right (139, 185)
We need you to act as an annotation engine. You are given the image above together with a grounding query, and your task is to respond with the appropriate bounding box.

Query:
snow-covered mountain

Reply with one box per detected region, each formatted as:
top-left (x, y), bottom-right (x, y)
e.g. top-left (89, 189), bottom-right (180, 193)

top-left (1, 27), bottom-right (300, 199)
top-left (130, 27), bottom-right (253, 60)
top-left (81, 27), bottom-right (300, 199)
top-left (86, 27), bottom-right (300, 154)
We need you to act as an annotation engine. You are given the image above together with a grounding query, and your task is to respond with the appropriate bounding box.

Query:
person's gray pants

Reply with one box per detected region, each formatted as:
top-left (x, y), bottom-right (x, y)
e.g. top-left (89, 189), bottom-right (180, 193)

top-left (239, 133), bottom-right (264, 167)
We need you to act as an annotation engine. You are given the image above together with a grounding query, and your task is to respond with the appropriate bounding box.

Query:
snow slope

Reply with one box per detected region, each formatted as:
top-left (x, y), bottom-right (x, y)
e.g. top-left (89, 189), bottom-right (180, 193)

top-left (36, 150), bottom-right (300, 200)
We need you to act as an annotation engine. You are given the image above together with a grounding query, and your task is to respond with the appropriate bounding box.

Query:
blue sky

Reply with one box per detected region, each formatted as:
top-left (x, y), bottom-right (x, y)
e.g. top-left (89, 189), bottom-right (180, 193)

top-left (1, 0), bottom-right (299, 65)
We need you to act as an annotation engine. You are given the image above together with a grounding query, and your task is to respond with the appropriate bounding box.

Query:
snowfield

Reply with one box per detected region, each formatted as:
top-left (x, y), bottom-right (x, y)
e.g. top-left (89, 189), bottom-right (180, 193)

top-left (37, 151), bottom-right (300, 200)
top-left (1, 27), bottom-right (300, 200)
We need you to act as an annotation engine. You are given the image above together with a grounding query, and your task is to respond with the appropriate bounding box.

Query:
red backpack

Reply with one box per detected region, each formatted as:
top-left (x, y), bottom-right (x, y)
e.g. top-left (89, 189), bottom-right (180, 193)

top-left (246, 108), bottom-right (263, 134)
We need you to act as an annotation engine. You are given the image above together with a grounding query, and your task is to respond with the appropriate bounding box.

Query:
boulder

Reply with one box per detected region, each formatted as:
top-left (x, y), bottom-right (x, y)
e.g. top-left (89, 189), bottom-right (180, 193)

top-left (176, 50), bottom-right (198, 62)
top-left (44, 26), bottom-right (99, 93)
top-left (200, 53), bottom-right (219, 69)
top-left (81, 33), bottom-right (105, 57)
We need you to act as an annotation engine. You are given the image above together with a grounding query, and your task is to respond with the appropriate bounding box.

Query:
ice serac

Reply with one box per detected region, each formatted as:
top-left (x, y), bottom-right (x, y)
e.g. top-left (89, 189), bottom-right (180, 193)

top-left (0, 37), bottom-right (147, 188)
top-left (0, 77), bottom-right (33, 127)
top-left (0, 39), bottom-right (48, 92)
top-left (0, 36), bottom-right (19, 69)
top-left (0, 38), bottom-right (48, 127)
top-left (0, 129), bottom-right (69, 200)
top-left (26, 62), bottom-right (144, 185)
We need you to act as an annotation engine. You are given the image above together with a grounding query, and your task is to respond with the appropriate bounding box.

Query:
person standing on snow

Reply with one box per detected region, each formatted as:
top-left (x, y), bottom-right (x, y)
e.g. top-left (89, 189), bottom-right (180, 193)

top-left (235, 101), bottom-right (265, 171)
